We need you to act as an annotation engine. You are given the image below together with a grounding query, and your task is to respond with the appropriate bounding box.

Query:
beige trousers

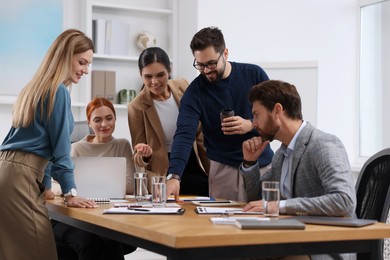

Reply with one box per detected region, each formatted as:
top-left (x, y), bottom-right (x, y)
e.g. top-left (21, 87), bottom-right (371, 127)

top-left (208, 160), bottom-right (271, 202)
top-left (0, 150), bottom-right (56, 260)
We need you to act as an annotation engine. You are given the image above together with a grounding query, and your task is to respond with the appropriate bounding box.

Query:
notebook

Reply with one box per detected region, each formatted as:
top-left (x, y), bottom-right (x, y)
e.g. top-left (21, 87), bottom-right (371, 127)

top-left (235, 219), bottom-right (306, 230)
top-left (292, 216), bottom-right (377, 227)
top-left (72, 157), bottom-right (127, 200)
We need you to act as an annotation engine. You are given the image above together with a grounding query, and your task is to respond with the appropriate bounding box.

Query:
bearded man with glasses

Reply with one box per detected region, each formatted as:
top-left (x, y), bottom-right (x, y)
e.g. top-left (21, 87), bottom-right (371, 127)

top-left (167, 26), bottom-right (274, 202)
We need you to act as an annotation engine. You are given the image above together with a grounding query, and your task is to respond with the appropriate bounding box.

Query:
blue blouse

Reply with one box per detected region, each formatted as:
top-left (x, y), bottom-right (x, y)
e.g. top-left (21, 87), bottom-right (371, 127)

top-left (0, 84), bottom-right (75, 193)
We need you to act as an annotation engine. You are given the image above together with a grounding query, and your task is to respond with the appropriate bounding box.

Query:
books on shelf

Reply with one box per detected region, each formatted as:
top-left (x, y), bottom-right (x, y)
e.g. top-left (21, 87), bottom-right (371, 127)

top-left (92, 19), bottom-right (129, 56)
top-left (91, 70), bottom-right (116, 102)
top-left (92, 19), bottom-right (106, 54)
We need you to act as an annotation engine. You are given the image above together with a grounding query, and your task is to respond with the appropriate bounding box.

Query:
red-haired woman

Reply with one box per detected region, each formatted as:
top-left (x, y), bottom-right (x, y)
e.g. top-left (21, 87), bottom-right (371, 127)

top-left (45, 97), bottom-right (152, 260)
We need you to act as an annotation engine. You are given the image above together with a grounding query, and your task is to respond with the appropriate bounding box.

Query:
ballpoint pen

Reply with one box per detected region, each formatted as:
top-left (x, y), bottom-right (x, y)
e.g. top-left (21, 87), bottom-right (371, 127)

top-left (197, 200), bottom-right (231, 204)
top-left (127, 207), bottom-right (150, 212)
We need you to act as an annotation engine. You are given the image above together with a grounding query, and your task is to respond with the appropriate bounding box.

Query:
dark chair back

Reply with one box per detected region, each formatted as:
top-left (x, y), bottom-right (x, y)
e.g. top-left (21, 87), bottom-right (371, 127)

top-left (355, 148), bottom-right (390, 260)
top-left (355, 148), bottom-right (390, 221)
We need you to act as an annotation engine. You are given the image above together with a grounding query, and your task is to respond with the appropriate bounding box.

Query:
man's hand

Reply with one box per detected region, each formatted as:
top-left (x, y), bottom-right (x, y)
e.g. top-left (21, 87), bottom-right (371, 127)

top-left (242, 200), bottom-right (263, 212)
top-left (242, 136), bottom-right (270, 162)
top-left (166, 179), bottom-right (182, 202)
top-left (221, 116), bottom-right (253, 135)
top-left (65, 196), bottom-right (98, 208)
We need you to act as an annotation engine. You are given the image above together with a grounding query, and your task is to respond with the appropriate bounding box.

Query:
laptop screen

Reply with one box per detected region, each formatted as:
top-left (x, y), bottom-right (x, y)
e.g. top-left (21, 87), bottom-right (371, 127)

top-left (72, 157), bottom-right (127, 199)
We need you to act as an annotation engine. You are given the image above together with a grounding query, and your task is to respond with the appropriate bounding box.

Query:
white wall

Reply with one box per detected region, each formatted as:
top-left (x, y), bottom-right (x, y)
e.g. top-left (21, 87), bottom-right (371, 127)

top-left (0, 0), bottom-right (362, 170)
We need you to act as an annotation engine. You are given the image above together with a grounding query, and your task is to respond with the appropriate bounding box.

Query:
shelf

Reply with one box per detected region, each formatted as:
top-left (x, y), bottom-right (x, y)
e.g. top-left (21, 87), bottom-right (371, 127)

top-left (0, 96), bottom-right (16, 105)
top-left (93, 54), bottom-right (139, 62)
top-left (71, 102), bottom-right (127, 110)
top-left (93, 2), bottom-right (173, 15)
top-left (77, 0), bottom-right (178, 106)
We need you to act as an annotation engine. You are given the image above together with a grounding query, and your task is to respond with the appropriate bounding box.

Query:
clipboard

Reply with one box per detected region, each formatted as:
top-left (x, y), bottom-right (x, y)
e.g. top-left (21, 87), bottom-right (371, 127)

top-left (103, 207), bottom-right (185, 215)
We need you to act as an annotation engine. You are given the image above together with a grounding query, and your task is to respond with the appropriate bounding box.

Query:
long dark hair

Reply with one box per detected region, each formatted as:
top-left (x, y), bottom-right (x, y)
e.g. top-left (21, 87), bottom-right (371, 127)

top-left (138, 47), bottom-right (171, 90)
top-left (138, 47), bottom-right (171, 74)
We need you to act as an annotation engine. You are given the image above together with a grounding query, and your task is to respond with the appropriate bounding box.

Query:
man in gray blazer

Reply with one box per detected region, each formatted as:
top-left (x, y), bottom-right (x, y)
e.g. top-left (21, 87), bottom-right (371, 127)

top-left (240, 80), bottom-right (356, 260)
top-left (241, 80), bottom-right (356, 217)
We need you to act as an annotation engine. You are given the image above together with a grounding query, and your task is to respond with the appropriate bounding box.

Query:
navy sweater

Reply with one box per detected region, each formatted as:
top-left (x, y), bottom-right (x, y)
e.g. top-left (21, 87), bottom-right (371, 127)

top-left (169, 62), bottom-right (274, 176)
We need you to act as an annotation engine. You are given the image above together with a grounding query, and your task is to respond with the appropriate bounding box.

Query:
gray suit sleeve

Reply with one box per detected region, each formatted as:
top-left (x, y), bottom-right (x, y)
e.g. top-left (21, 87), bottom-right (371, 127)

top-left (285, 133), bottom-right (356, 217)
top-left (240, 163), bottom-right (273, 202)
top-left (240, 163), bottom-right (261, 202)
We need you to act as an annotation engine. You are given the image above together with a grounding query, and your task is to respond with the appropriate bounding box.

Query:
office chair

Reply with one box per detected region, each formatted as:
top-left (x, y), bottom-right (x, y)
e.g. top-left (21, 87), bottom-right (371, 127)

top-left (355, 148), bottom-right (390, 260)
top-left (71, 120), bottom-right (94, 143)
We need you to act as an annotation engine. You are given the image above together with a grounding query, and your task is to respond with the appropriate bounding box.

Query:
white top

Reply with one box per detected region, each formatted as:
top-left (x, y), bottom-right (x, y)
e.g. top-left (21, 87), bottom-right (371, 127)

top-left (153, 93), bottom-right (179, 152)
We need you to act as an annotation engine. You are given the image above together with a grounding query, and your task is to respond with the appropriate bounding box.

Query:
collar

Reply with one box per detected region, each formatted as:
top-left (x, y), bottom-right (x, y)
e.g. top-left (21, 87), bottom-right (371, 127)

top-left (281, 120), bottom-right (307, 158)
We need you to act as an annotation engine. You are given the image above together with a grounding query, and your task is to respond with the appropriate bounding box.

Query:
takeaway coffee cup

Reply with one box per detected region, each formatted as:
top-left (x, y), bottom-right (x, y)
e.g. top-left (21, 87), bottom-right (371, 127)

top-left (220, 108), bottom-right (234, 122)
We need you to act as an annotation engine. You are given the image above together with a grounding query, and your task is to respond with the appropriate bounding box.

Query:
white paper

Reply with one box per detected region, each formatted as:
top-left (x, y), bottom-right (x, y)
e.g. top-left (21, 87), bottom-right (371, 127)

top-left (196, 207), bottom-right (261, 215)
top-left (113, 202), bottom-right (180, 208)
top-left (168, 196), bottom-right (211, 201)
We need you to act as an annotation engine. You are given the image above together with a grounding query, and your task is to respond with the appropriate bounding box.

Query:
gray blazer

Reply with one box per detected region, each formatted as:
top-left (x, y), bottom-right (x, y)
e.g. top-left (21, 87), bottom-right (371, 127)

top-left (242, 123), bottom-right (356, 217)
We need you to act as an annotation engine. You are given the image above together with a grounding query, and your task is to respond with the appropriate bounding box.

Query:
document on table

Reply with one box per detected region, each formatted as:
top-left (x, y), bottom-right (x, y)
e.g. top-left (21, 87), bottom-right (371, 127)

top-left (195, 206), bottom-right (261, 215)
top-left (113, 202), bottom-right (180, 208)
top-left (103, 207), bottom-right (185, 215)
top-left (167, 196), bottom-right (211, 201)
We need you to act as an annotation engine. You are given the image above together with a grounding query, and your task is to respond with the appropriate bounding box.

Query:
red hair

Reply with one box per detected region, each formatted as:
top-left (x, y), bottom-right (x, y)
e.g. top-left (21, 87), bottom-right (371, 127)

top-left (86, 97), bottom-right (116, 121)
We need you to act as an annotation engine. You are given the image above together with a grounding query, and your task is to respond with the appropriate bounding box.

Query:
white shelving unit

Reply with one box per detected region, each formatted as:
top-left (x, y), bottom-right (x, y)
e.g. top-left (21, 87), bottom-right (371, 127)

top-left (74, 0), bottom-right (178, 109)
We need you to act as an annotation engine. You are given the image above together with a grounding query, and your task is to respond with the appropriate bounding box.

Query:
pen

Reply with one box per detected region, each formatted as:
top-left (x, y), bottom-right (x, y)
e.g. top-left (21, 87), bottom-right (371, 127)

top-left (199, 201), bottom-right (231, 204)
top-left (128, 208), bottom-right (150, 212)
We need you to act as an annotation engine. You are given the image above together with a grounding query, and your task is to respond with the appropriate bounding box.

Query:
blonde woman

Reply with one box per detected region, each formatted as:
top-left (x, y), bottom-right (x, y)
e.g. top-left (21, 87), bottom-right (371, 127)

top-left (0, 29), bottom-right (95, 260)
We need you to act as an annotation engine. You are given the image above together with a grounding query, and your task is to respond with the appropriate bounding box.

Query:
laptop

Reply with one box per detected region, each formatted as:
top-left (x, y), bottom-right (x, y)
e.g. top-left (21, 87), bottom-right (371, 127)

top-left (292, 216), bottom-right (377, 227)
top-left (72, 157), bottom-right (127, 200)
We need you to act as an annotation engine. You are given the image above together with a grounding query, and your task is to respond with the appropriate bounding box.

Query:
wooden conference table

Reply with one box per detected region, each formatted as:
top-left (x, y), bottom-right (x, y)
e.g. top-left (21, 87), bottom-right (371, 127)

top-left (47, 198), bottom-right (390, 259)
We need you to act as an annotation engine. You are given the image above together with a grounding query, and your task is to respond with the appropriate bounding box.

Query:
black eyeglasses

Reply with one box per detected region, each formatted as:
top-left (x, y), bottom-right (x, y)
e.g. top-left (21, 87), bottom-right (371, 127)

top-left (193, 51), bottom-right (224, 71)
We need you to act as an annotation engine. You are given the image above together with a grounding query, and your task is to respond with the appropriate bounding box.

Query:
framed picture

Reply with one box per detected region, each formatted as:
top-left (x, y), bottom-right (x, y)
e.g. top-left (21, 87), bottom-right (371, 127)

top-left (0, 0), bottom-right (62, 96)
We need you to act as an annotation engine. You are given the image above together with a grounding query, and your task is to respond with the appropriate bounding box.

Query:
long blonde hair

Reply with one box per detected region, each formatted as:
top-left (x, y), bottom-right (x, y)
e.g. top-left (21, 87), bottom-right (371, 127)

top-left (12, 29), bottom-right (94, 128)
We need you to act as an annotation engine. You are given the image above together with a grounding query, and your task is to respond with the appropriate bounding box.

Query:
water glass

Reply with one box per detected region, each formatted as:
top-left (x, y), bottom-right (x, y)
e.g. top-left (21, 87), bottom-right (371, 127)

top-left (134, 172), bottom-right (148, 202)
top-left (152, 176), bottom-right (166, 207)
top-left (262, 181), bottom-right (280, 217)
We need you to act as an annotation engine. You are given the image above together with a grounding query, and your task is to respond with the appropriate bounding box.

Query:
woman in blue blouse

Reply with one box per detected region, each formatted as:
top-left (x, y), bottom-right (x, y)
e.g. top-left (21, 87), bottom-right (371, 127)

top-left (0, 29), bottom-right (95, 260)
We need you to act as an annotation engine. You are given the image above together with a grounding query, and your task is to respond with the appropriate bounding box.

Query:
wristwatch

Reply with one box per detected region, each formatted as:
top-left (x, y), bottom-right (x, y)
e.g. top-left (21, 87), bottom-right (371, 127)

top-left (167, 174), bottom-right (181, 182)
top-left (63, 188), bottom-right (78, 197)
